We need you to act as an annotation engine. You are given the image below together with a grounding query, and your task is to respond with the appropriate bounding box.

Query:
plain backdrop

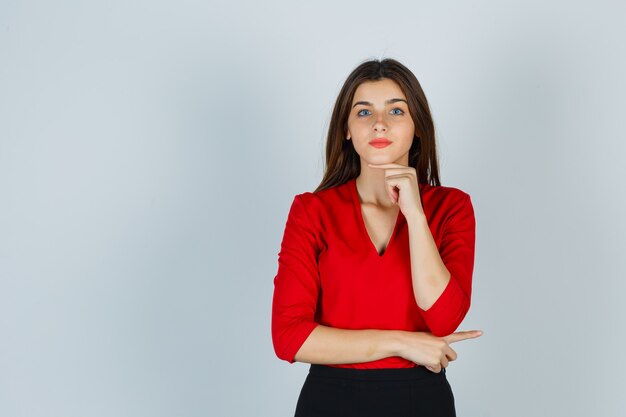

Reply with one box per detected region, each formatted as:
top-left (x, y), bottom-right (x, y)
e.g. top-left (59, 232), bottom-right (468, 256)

top-left (1, 1), bottom-right (625, 416)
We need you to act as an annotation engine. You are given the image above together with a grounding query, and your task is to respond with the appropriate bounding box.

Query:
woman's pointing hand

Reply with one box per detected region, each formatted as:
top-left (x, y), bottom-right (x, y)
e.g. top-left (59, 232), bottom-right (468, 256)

top-left (398, 330), bottom-right (483, 373)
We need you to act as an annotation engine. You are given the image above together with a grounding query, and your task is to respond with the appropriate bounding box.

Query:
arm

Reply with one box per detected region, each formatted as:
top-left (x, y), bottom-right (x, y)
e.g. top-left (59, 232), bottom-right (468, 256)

top-left (271, 194), bottom-right (321, 363)
top-left (406, 193), bottom-right (476, 336)
top-left (294, 325), bottom-right (405, 365)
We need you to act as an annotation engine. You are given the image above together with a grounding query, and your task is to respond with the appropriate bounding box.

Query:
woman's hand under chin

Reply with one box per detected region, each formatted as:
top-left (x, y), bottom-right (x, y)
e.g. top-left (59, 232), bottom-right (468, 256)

top-left (367, 163), bottom-right (424, 217)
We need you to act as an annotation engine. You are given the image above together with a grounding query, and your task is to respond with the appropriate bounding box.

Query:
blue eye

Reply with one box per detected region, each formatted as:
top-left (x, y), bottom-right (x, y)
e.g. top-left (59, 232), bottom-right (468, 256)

top-left (356, 108), bottom-right (404, 117)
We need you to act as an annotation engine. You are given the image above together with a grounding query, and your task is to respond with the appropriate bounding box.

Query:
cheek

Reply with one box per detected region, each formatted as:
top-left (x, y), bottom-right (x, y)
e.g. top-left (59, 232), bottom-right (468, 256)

top-left (348, 122), bottom-right (370, 139)
top-left (398, 119), bottom-right (415, 134)
top-left (397, 123), bottom-right (416, 149)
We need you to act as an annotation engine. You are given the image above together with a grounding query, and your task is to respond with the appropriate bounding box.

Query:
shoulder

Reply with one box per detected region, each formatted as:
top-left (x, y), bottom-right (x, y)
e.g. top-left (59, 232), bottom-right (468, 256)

top-left (295, 180), bottom-right (351, 213)
top-left (422, 183), bottom-right (471, 207)
top-left (288, 181), bottom-right (351, 233)
top-left (421, 183), bottom-right (474, 229)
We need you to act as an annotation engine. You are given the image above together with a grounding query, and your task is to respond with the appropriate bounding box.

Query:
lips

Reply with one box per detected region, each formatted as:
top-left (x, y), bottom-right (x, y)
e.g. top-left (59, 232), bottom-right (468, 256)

top-left (369, 138), bottom-right (392, 148)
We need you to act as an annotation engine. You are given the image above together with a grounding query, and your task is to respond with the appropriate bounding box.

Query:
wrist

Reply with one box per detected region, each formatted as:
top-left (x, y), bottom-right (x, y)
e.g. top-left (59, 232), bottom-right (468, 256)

top-left (406, 211), bottom-right (428, 227)
top-left (385, 330), bottom-right (408, 358)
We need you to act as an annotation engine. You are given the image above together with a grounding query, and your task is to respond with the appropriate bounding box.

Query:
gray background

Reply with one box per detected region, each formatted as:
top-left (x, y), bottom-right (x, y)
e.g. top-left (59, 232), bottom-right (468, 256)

top-left (1, 1), bottom-right (625, 416)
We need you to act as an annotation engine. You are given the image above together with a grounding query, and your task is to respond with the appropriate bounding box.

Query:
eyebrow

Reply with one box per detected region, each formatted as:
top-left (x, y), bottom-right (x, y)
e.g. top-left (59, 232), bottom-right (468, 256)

top-left (352, 98), bottom-right (408, 108)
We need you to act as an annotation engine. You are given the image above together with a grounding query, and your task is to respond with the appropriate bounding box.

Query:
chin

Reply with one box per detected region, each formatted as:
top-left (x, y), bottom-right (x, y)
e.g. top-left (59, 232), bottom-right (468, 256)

top-left (369, 154), bottom-right (400, 163)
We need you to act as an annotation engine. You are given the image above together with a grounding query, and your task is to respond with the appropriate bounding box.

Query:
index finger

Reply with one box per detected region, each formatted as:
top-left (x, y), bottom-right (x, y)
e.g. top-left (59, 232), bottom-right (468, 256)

top-left (442, 330), bottom-right (483, 344)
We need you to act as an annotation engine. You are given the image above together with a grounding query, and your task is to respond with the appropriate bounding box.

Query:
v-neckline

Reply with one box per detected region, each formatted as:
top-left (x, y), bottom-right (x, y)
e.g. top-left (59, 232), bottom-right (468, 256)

top-left (350, 177), bottom-right (403, 258)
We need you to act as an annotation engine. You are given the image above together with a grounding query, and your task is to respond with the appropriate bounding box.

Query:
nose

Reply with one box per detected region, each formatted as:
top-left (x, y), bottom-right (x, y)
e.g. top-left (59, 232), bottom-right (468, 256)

top-left (373, 116), bottom-right (388, 133)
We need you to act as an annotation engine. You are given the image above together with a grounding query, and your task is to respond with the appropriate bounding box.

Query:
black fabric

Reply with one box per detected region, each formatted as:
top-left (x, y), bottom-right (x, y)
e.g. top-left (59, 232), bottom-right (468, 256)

top-left (294, 364), bottom-right (456, 417)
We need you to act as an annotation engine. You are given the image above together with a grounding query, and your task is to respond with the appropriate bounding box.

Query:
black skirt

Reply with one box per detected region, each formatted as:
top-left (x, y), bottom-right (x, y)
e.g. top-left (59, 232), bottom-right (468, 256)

top-left (294, 364), bottom-right (456, 417)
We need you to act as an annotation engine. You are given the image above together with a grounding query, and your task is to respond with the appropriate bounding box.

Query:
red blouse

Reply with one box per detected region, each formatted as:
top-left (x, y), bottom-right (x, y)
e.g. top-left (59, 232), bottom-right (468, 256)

top-left (271, 177), bottom-right (476, 369)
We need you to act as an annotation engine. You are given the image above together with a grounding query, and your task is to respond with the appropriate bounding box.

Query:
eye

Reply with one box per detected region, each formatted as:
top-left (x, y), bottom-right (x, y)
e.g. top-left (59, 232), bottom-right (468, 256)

top-left (356, 108), bottom-right (405, 117)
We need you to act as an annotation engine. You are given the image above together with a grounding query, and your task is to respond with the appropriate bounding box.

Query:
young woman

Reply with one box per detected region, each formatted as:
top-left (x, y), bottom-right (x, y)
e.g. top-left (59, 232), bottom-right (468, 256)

top-left (271, 58), bottom-right (483, 417)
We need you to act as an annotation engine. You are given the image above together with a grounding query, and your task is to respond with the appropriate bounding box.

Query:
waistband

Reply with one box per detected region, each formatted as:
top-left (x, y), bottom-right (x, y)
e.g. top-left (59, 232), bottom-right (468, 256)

top-left (309, 364), bottom-right (446, 381)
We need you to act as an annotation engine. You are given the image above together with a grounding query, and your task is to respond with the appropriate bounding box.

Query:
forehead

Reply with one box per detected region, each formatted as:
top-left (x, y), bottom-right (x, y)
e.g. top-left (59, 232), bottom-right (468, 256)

top-left (352, 79), bottom-right (406, 102)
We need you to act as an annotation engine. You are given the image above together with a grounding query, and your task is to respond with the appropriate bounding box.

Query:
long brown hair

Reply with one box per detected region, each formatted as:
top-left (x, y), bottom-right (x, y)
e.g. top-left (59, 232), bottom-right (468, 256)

top-left (313, 58), bottom-right (442, 193)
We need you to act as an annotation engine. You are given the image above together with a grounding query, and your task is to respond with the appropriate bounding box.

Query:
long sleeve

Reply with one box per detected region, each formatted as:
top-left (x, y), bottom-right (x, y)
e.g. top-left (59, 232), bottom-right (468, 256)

top-left (417, 193), bottom-right (476, 336)
top-left (271, 194), bottom-right (321, 363)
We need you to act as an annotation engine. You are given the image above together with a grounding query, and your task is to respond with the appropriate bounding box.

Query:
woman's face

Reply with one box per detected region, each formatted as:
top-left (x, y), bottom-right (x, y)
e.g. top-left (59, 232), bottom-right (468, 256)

top-left (346, 78), bottom-right (415, 167)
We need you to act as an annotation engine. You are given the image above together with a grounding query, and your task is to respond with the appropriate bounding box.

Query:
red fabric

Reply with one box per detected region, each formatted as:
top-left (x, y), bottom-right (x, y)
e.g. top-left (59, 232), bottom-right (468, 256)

top-left (271, 177), bottom-right (476, 369)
